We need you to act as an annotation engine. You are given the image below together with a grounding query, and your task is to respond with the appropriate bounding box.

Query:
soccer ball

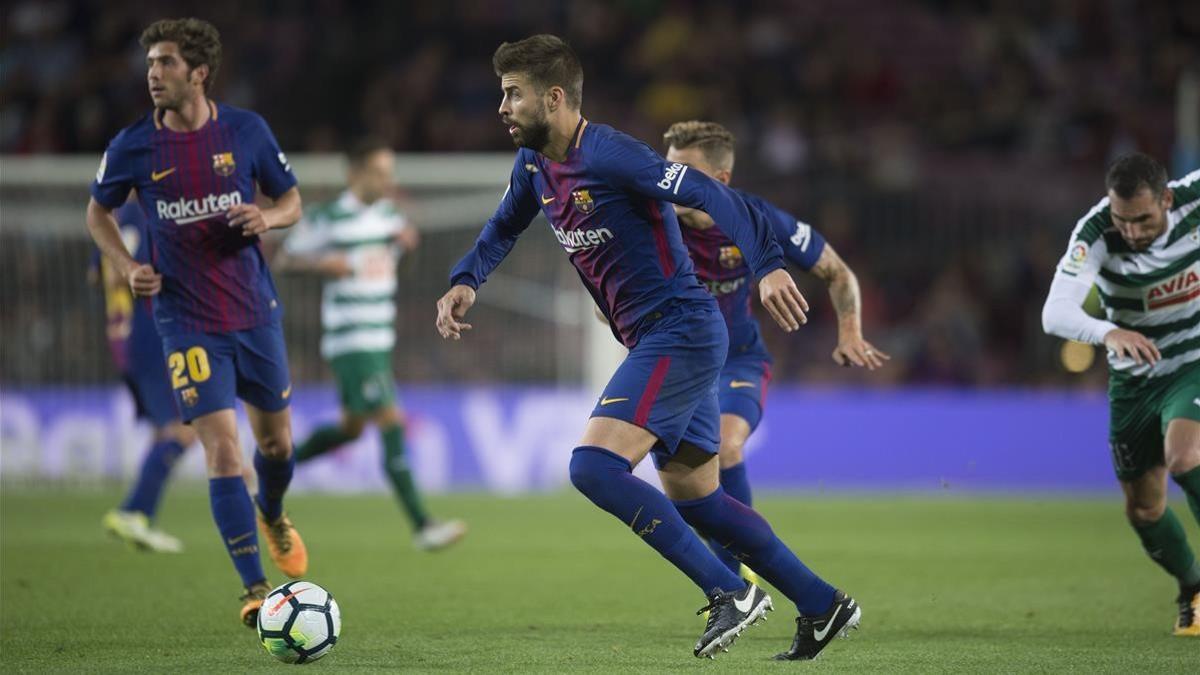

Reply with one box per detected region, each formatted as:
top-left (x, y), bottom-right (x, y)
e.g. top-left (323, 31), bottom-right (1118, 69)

top-left (256, 581), bottom-right (341, 664)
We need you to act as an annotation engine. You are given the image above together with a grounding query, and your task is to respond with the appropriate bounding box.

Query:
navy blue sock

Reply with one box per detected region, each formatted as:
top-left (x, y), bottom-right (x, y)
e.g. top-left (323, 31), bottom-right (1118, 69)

top-left (121, 439), bottom-right (186, 519)
top-left (720, 462), bottom-right (753, 507)
top-left (570, 446), bottom-right (745, 594)
top-left (675, 486), bottom-right (836, 616)
top-left (209, 476), bottom-right (266, 588)
top-left (253, 449), bottom-right (294, 523)
top-left (705, 462), bottom-right (755, 573)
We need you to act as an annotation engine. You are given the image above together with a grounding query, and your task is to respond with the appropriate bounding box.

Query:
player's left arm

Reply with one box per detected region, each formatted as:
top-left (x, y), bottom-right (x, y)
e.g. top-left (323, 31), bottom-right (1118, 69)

top-left (591, 136), bottom-right (808, 331)
top-left (807, 245), bottom-right (890, 370)
top-left (232, 114), bottom-right (303, 236)
top-left (229, 186), bottom-right (302, 236)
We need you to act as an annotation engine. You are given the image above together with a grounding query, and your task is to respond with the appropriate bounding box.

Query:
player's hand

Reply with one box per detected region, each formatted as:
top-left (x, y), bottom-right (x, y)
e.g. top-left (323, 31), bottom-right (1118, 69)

top-left (127, 263), bottom-right (162, 297)
top-left (436, 284), bottom-right (476, 340)
top-left (227, 204), bottom-right (270, 236)
top-left (758, 268), bottom-right (808, 332)
top-left (832, 335), bottom-right (890, 370)
top-left (1103, 328), bottom-right (1160, 366)
top-left (394, 226), bottom-right (420, 251)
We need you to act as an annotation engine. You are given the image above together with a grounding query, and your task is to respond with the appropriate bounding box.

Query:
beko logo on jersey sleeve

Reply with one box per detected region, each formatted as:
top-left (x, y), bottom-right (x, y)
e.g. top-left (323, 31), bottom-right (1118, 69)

top-left (790, 221), bottom-right (813, 250)
top-left (657, 162), bottom-right (688, 194)
top-left (156, 191), bottom-right (243, 224)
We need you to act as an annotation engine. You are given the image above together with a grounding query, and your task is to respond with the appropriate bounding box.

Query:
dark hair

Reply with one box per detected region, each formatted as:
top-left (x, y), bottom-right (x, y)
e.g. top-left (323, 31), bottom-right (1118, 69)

top-left (663, 121), bottom-right (736, 170)
top-left (492, 34), bottom-right (583, 109)
top-left (140, 18), bottom-right (222, 93)
top-left (346, 136), bottom-right (392, 167)
top-left (1105, 152), bottom-right (1168, 199)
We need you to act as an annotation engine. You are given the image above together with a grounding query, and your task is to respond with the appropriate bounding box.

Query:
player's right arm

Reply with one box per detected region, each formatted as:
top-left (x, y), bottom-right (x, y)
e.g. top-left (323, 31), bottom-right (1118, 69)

top-left (87, 142), bottom-right (160, 296)
top-left (1041, 216), bottom-right (1160, 365)
top-left (437, 155), bottom-right (540, 340)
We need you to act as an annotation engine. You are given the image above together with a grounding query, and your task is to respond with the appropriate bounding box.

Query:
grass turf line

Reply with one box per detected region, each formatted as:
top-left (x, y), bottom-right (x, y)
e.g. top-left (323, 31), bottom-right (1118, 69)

top-left (1, 489), bottom-right (1197, 673)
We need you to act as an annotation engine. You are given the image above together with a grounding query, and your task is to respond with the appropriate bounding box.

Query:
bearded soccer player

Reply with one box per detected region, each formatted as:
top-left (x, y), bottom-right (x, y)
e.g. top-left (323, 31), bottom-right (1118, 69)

top-left (1042, 153), bottom-right (1200, 636)
top-left (95, 201), bottom-right (197, 553)
top-left (436, 35), bottom-right (859, 660)
top-left (662, 120), bottom-right (887, 580)
top-left (86, 18), bottom-right (308, 627)
top-left (277, 138), bottom-right (466, 551)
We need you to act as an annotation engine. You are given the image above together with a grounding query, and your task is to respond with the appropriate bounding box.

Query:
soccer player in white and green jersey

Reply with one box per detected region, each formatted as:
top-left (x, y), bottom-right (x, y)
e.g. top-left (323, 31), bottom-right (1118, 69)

top-left (277, 138), bottom-right (466, 551)
top-left (1042, 153), bottom-right (1200, 636)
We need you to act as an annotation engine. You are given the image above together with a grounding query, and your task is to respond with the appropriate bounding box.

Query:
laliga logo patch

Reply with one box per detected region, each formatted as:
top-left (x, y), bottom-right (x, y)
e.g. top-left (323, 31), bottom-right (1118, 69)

top-left (212, 152), bottom-right (236, 177)
top-left (1063, 242), bottom-right (1088, 274)
top-left (718, 245), bottom-right (744, 269)
top-left (572, 189), bottom-right (595, 214)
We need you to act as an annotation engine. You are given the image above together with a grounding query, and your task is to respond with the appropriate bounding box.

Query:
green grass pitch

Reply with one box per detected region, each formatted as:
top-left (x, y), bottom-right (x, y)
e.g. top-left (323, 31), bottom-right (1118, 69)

top-left (2, 488), bottom-right (1197, 672)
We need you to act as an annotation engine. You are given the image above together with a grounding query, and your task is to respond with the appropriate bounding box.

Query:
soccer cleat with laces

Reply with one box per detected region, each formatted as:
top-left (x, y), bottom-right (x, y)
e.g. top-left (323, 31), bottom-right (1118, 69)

top-left (102, 509), bottom-right (183, 553)
top-left (413, 519), bottom-right (468, 551)
top-left (774, 590), bottom-right (861, 660)
top-left (693, 583), bottom-right (772, 658)
top-left (239, 581), bottom-right (272, 628)
top-left (1175, 585), bottom-right (1200, 636)
top-left (257, 512), bottom-right (308, 578)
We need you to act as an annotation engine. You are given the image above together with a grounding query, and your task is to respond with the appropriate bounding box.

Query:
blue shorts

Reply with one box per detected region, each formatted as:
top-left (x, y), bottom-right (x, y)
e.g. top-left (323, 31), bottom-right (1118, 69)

top-left (591, 303), bottom-right (727, 470)
top-left (161, 322), bottom-right (292, 423)
top-left (122, 347), bottom-right (179, 428)
top-left (718, 351), bottom-right (773, 432)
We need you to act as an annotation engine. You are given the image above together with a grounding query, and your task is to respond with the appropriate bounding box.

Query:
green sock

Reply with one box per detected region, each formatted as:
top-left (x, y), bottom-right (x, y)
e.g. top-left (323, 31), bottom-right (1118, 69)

top-left (381, 425), bottom-right (429, 530)
top-left (1173, 465), bottom-right (1200, 528)
top-left (294, 425), bottom-right (356, 463)
top-left (1133, 508), bottom-right (1200, 587)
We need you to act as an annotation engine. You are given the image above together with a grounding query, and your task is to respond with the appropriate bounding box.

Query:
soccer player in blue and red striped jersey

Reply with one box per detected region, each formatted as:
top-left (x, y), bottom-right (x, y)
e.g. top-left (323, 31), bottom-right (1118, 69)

top-left (85, 18), bottom-right (307, 627)
top-left (664, 121), bottom-right (888, 658)
top-left (94, 201), bottom-right (197, 554)
top-left (436, 35), bottom-right (860, 660)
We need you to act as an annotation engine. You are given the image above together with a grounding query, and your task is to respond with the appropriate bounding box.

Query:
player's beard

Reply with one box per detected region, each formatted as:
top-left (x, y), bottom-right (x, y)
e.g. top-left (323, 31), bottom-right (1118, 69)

top-left (511, 106), bottom-right (551, 153)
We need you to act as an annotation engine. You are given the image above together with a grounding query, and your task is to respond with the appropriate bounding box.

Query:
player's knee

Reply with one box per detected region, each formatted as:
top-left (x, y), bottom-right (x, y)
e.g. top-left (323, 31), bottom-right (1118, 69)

top-left (718, 443), bottom-right (744, 469)
top-left (568, 446), bottom-right (628, 496)
top-left (1165, 445), bottom-right (1200, 476)
top-left (257, 433), bottom-right (293, 460)
top-left (340, 417), bottom-right (367, 440)
top-left (204, 440), bottom-right (242, 477)
top-left (1125, 498), bottom-right (1166, 526)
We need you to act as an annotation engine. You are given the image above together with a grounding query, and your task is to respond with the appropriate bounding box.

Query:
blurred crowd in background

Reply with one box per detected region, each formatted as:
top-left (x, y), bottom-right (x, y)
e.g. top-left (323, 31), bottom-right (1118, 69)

top-left (2, 0), bottom-right (1198, 387)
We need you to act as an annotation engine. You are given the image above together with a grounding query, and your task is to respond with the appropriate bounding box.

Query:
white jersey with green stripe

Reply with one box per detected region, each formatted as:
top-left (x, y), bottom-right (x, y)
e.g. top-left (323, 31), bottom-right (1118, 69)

top-left (284, 190), bottom-right (407, 359)
top-left (1053, 169), bottom-right (1200, 379)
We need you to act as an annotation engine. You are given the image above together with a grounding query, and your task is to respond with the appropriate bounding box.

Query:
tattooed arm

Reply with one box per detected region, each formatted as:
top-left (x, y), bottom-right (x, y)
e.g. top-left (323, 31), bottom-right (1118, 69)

top-left (809, 245), bottom-right (889, 370)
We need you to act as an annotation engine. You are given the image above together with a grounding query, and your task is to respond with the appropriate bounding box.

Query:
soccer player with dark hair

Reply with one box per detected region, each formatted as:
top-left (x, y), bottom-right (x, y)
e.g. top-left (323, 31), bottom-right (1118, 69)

top-left (1042, 153), bottom-right (1200, 636)
top-left (436, 34), bottom-right (859, 660)
top-left (661, 119), bottom-right (887, 600)
top-left (277, 138), bottom-right (466, 551)
top-left (86, 17), bottom-right (308, 627)
top-left (95, 201), bottom-right (197, 554)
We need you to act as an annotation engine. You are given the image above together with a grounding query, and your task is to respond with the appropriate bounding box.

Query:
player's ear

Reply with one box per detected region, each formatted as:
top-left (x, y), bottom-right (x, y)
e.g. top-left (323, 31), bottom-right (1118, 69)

top-left (190, 64), bottom-right (209, 89)
top-left (546, 85), bottom-right (564, 112)
top-left (715, 169), bottom-right (732, 186)
top-left (1162, 187), bottom-right (1174, 211)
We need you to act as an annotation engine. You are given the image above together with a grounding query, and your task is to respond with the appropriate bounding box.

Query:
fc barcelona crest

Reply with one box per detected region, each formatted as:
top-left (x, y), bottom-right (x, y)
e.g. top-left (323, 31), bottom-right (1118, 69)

top-left (181, 386), bottom-right (199, 407)
top-left (572, 189), bottom-right (595, 214)
top-left (718, 245), bottom-right (743, 269)
top-left (212, 152), bottom-right (236, 177)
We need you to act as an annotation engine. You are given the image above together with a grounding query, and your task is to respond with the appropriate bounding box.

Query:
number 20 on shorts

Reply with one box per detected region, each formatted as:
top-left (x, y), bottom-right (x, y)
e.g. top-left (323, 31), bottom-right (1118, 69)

top-left (168, 346), bottom-right (211, 389)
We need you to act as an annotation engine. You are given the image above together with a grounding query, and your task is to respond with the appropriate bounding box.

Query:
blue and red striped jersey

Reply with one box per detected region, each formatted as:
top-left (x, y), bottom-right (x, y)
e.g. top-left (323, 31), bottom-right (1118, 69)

top-left (90, 100), bottom-right (297, 336)
top-left (450, 120), bottom-right (785, 348)
top-left (682, 190), bottom-right (826, 354)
